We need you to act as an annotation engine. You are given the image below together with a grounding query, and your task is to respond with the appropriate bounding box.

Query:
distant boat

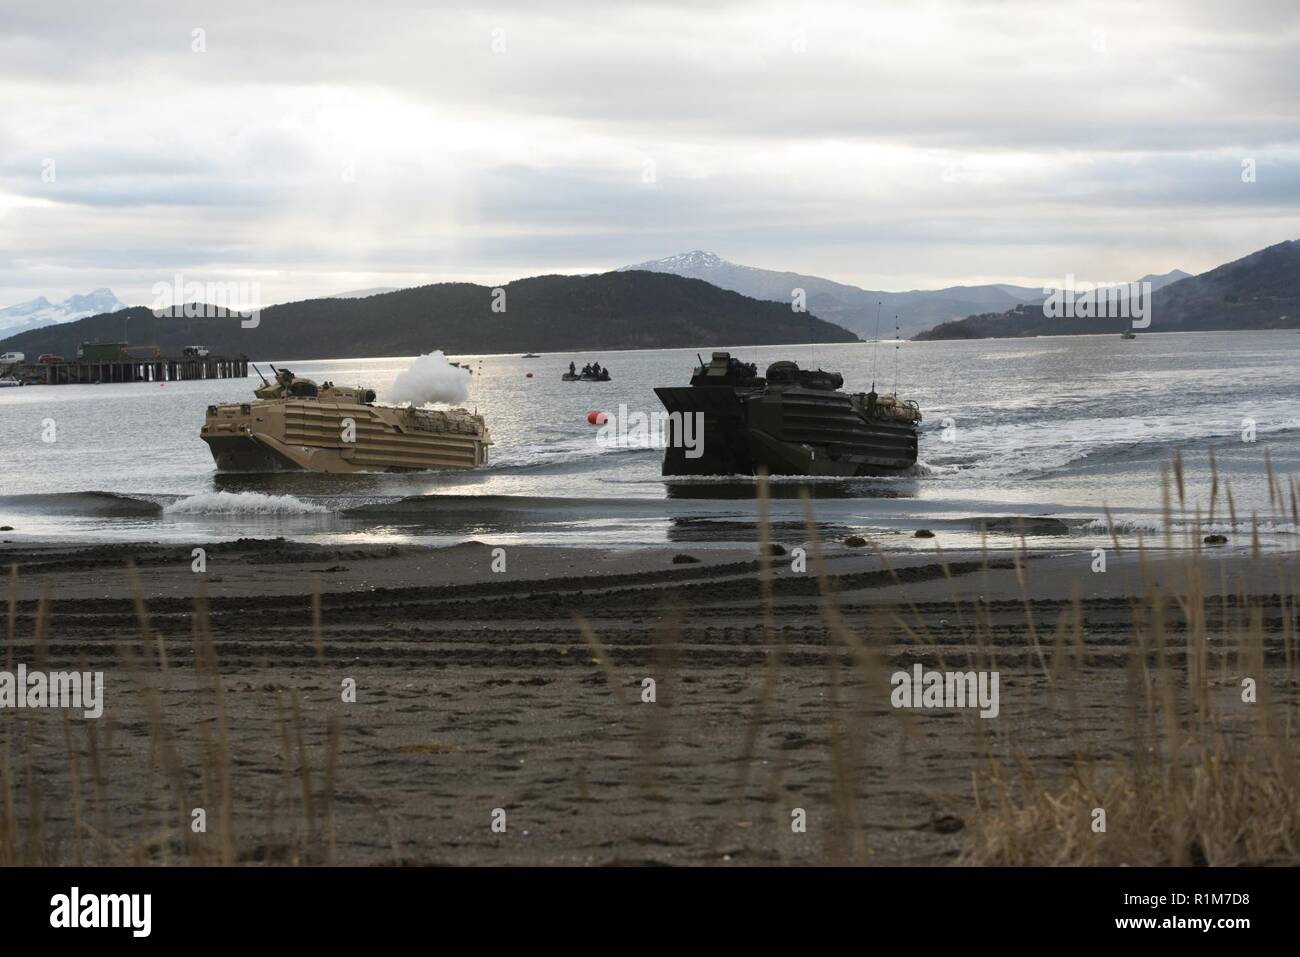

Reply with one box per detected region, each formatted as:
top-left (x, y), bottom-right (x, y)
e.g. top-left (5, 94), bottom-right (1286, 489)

top-left (562, 367), bottom-right (611, 381)
top-left (0, 376), bottom-right (23, 388)
top-left (1120, 330), bottom-right (1137, 339)
top-left (521, 352), bottom-right (541, 358)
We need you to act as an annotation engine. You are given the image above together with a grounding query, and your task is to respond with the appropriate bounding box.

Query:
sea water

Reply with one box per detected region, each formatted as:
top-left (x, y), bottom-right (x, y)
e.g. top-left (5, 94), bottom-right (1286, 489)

top-left (1, 331), bottom-right (1296, 551)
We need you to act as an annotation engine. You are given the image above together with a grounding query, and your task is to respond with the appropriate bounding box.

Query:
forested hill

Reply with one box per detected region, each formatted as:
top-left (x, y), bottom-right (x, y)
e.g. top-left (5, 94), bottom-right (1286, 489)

top-left (915, 240), bottom-right (1300, 339)
top-left (0, 270), bottom-right (859, 359)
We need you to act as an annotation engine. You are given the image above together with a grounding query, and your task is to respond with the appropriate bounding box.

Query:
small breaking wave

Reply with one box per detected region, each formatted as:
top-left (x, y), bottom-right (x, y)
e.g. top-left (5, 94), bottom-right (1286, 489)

top-left (163, 492), bottom-right (329, 515)
top-left (920, 407), bottom-right (1300, 482)
top-left (911, 458), bottom-right (960, 477)
top-left (0, 491), bottom-right (161, 517)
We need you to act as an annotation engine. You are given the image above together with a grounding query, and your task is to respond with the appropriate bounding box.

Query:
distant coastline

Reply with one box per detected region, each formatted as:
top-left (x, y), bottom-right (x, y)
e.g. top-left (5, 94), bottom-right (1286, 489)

top-left (0, 270), bottom-right (859, 360)
top-left (915, 238), bottom-right (1300, 340)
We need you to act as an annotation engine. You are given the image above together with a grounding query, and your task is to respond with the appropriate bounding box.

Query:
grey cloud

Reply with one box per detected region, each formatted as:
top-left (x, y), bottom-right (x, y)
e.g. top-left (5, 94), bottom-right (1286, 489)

top-left (1, 0), bottom-right (1299, 306)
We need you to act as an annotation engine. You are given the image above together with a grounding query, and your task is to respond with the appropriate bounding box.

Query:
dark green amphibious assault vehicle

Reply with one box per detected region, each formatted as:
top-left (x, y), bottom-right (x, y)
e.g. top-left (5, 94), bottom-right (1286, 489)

top-left (653, 352), bottom-right (922, 477)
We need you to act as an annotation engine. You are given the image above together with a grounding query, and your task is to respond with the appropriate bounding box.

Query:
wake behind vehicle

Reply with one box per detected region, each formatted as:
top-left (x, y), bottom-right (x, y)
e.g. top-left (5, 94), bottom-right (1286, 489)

top-left (654, 352), bottom-right (921, 476)
top-left (201, 366), bottom-right (491, 473)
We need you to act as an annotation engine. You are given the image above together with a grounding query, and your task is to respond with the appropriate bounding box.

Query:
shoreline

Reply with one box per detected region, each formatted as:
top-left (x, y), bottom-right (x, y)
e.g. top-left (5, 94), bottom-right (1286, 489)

top-left (4, 486), bottom-right (1295, 557)
top-left (1, 537), bottom-right (1291, 601)
top-left (8, 327), bottom-right (1289, 375)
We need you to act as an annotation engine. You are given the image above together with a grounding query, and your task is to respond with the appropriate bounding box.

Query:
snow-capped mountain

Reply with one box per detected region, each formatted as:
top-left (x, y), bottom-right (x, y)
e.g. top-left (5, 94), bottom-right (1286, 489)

top-left (0, 288), bottom-right (129, 336)
top-left (632, 250), bottom-right (729, 272)
top-left (619, 252), bottom-right (1189, 338)
top-left (619, 251), bottom-right (1049, 338)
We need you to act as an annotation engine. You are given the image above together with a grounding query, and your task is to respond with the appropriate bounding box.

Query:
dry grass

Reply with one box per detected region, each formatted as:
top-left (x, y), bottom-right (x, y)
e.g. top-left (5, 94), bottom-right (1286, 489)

top-left (0, 569), bottom-right (340, 866)
top-left (962, 452), bottom-right (1300, 865)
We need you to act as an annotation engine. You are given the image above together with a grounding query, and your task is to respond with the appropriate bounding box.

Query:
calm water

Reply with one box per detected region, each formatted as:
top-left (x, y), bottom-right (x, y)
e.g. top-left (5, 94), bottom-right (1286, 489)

top-left (1, 331), bottom-right (1297, 551)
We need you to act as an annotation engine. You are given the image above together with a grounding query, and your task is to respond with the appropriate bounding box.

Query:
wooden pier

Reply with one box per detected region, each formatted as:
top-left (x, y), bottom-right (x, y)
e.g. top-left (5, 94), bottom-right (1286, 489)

top-left (33, 355), bottom-right (249, 385)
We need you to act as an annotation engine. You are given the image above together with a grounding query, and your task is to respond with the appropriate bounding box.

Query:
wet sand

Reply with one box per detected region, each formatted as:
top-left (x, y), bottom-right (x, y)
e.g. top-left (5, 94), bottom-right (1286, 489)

top-left (1, 537), bottom-right (1295, 865)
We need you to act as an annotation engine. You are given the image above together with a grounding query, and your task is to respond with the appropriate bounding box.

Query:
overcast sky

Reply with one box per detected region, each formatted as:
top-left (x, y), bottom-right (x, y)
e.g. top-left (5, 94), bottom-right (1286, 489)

top-left (1, 0), bottom-right (1298, 306)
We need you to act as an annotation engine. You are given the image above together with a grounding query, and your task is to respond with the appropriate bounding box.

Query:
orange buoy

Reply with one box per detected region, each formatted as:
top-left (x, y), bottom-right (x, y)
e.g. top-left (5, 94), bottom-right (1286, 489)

top-left (587, 411), bottom-right (608, 426)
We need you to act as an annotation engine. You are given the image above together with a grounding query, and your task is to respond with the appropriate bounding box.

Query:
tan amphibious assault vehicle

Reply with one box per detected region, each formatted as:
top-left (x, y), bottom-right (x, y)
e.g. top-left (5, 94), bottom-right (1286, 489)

top-left (201, 366), bottom-right (491, 473)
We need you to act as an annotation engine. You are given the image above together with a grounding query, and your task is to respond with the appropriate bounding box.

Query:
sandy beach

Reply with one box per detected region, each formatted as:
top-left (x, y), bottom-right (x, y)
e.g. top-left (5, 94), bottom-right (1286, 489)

top-left (3, 534), bottom-right (1295, 866)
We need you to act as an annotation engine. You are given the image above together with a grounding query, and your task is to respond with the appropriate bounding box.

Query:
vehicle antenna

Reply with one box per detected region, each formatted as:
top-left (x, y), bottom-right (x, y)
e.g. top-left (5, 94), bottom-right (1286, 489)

top-left (871, 300), bottom-right (882, 392)
top-left (893, 318), bottom-right (901, 394)
top-left (810, 305), bottom-right (814, 369)
top-left (252, 362), bottom-right (269, 384)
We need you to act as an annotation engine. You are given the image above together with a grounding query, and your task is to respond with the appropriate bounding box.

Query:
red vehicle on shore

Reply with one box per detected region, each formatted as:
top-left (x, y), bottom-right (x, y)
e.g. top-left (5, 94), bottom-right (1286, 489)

top-left (37, 354), bottom-right (65, 364)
